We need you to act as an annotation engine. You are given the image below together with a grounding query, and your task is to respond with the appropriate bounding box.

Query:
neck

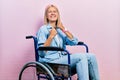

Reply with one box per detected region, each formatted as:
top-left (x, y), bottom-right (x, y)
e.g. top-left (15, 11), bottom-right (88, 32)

top-left (49, 21), bottom-right (56, 28)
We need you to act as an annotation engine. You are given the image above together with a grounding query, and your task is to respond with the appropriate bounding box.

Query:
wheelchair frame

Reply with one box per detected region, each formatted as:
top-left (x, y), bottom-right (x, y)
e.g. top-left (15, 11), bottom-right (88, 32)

top-left (18, 35), bottom-right (89, 80)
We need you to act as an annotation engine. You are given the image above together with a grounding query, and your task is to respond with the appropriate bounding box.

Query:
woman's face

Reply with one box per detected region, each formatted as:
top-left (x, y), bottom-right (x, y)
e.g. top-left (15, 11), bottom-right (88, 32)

top-left (47, 7), bottom-right (58, 23)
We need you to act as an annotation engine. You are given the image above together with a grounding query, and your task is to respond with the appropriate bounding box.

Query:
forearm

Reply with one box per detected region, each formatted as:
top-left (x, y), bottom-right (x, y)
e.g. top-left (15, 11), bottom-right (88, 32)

top-left (43, 36), bottom-right (53, 46)
top-left (58, 24), bottom-right (73, 39)
top-left (44, 27), bottom-right (57, 47)
top-left (64, 30), bottom-right (73, 39)
top-left (61, 28), bottom-right (73, 39)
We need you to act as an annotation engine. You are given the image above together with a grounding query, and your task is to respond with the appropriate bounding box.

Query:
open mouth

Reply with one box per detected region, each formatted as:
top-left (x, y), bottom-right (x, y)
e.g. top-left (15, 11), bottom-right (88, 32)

top-left (50, 15), bottom-right (56, 18)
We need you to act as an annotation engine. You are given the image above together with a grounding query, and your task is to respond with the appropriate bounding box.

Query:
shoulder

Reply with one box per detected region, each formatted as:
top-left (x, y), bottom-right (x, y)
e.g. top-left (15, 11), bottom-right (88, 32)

top-left (36, 25), bottom-right (49, 35)
top-left (37, 25), bottom-right (48, 32)
top-left (39, 25), bottom-right (47, 30)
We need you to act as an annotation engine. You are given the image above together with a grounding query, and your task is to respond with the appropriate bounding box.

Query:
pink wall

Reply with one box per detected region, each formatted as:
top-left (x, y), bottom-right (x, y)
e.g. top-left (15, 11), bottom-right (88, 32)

top-left (0, 0), bottom-right (120, 80)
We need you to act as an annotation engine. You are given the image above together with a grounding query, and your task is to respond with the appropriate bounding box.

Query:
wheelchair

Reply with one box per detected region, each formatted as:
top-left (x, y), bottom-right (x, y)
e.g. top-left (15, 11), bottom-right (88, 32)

top-left (18, 35), bottom-right (89, 80)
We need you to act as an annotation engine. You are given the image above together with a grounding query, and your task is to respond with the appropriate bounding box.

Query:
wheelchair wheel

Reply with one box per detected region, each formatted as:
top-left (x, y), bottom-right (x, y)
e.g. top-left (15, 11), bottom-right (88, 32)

top-left (18, 62), bottom-right (55, 80)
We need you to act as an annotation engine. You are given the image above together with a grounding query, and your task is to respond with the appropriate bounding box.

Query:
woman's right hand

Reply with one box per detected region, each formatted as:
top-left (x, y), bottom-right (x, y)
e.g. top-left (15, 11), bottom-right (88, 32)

top-left (44, 28), bottom-right (57, 47)
top-left (49, 28), bottom-right (57, 38)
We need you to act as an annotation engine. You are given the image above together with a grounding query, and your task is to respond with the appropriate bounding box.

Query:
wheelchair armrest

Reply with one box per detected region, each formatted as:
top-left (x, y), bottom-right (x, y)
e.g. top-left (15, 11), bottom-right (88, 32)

top-left (77, 41), bottom-right (84, 45)
top-left (38, 46), bottom-right (65, 51)
top-left (77, 41), bottom-right (89, 53)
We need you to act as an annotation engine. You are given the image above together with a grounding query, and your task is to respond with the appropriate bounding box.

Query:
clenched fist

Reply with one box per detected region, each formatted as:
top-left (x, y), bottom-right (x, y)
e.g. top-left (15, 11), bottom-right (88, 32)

top-left (49, 27), bottom-right (57, 38)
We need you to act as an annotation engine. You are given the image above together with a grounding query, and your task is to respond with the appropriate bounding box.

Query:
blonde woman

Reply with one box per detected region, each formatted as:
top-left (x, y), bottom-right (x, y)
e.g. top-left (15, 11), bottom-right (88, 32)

top-left (37, 4), bottom-right (100, 80)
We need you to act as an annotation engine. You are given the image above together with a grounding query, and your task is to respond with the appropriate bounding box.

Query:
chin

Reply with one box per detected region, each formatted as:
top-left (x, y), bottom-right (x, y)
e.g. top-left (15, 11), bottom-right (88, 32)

top-left (50, 19), bottom-right (57, 22)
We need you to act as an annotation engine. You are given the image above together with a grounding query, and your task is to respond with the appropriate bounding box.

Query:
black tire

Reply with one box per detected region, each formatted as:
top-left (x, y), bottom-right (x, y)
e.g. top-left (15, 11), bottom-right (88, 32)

top-left (18, 62), bottom-right (55, 80)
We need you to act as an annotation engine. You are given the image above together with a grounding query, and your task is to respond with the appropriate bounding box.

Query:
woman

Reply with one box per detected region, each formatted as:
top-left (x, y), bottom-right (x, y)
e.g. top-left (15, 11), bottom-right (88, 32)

top-left (37, 4), bottom-right (100, 80)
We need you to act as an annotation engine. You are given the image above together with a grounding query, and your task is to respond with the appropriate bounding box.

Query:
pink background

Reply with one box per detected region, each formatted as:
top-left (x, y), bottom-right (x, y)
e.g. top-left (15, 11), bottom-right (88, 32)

top-left (0, 0), bottom-right (120, 80)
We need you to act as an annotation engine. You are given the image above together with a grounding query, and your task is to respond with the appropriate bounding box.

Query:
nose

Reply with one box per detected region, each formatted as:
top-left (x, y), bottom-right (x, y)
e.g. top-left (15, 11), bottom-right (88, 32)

top-left (51, 12), bottom-right (55, 15)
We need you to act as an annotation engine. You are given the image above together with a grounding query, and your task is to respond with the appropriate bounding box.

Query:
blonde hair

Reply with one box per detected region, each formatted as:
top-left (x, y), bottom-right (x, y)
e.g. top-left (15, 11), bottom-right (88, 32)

top-left (44, 4), bottom-right (61, 27)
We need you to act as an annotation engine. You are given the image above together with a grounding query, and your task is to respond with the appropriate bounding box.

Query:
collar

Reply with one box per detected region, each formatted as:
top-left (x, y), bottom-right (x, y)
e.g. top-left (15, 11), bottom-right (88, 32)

top-left (46, 23), bottom-right (58, 29)
top-left (46, 23), bottom-right (52, 29)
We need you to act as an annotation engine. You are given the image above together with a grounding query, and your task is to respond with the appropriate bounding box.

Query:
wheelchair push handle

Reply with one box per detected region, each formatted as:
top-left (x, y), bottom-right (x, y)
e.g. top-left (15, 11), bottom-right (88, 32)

top-left (26, 36), bottom-right (33, 39)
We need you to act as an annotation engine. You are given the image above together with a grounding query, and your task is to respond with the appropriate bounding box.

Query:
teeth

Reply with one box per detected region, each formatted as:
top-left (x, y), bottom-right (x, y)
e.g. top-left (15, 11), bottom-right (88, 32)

top-left (51, 16), bottom-right (55, 17)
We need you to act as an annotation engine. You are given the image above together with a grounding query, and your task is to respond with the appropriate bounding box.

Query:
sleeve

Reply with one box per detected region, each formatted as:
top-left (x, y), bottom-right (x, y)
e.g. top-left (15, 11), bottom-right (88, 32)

top-left (36, 26), bottom-right (48, 47)
top-left (36, 26), bottom-right (48, 58)
top-left (65, 36), bottom-right (78, 46)
top-left (57, 28), bottom-right (78, 46)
